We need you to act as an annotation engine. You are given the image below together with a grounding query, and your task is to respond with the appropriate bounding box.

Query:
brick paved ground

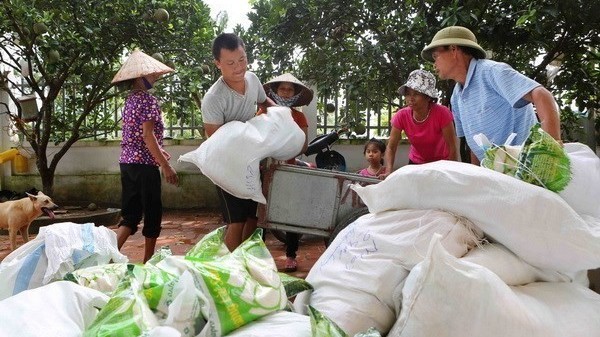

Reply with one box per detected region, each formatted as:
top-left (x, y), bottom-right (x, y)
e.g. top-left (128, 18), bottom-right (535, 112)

top-left (0, 209), bottom-right (326, 278)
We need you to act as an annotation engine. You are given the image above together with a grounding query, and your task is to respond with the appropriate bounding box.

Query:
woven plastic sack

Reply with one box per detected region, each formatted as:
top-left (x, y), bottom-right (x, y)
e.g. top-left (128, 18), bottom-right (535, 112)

top-left (0, 281), bottom-right (109, 337)
top-left (461, 242), bottom-right (577, 286)
top-left (227, 311), bottom-right (311, 337)
top-left (192, 229), bottom-right (287, 337)
top-left (296, 209), bottom-right (482, 336)
top-left (178, 106), bottom-right (304, 204)
top-left (278, 272), bottom-right (313, 298)
top-left (389, 235), bottom-right (600, 337)
top-left (65, 262), bottom-right (129, 295)
top-left (351, 160), bottom-right (600, 272)
top-left (558, 142), bottom-right (600, 218)
top-left (480, 123), bottom-right (571, 192)
top-left (185, 226), bottom-right (229, 260)
top-left (84, 265), bottom-right (159, 337)
top-left (0, 222), bottom-right (127, 300)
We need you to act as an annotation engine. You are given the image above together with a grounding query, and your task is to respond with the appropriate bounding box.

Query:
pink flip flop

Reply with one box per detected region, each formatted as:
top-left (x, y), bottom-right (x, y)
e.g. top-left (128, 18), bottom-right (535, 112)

top-left (284, 257), bottom-right (297, 272)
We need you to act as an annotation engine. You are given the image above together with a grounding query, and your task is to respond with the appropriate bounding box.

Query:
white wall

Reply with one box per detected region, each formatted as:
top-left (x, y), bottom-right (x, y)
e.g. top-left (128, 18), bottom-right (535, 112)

top-left (14, 140), bottom-right (411, 176)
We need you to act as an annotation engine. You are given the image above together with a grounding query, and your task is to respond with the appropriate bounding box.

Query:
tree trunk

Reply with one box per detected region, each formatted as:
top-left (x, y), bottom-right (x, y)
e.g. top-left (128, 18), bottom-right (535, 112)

top-left (38, 161), bottom-right (55, 197)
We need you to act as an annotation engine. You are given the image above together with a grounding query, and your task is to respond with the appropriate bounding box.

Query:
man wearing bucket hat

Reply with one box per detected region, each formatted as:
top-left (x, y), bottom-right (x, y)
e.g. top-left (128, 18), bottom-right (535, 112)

top-left (382, 69), bottom-right (459, 178)
top-left (258, 72), bottom-right (314, 272)
top-left (422, 26), bottom-right (561, 164)
top-left (111, 49), bottom-right (179, 263)
top-left (202, 33), bottom-right (275, 252)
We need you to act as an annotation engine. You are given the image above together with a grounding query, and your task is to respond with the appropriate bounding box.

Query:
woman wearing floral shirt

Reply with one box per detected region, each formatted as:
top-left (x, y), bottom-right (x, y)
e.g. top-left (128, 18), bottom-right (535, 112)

top-left (111, 50), bottom-right (178, 262)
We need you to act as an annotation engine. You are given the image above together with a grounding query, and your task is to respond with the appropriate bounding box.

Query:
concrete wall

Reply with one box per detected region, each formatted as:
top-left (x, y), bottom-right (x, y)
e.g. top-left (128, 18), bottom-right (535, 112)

top-left (2, 134), bottom-right (599, 208)
top-left (1, 79), bottom-right (414, 208)
top-left (2, 139), bottom-right (411, 208)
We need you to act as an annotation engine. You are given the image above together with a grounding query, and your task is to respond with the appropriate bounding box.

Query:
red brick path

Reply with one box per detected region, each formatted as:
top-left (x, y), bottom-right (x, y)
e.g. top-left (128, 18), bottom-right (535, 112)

top-left (0, 209), bottom-right (326, 278)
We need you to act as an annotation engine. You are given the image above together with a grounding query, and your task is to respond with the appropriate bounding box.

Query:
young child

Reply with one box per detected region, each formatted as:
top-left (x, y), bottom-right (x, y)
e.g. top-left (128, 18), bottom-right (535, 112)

top-left (358, 138), bottom-right (387, 178)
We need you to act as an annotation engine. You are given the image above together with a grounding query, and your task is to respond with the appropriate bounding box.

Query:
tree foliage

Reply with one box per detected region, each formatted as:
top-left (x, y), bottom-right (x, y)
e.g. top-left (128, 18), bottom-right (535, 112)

top-left (0, 0), bottom-right (216, 194)
top-left (246, 0), bottom-right (600, 140)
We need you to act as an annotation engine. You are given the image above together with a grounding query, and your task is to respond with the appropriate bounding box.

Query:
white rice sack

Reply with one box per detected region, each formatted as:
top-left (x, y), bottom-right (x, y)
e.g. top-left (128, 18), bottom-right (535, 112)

top-left (351, 160), bottom-right (600, 272)
top-left (43, 222), bottom-right (128, 284)
top-left (461, 242), bottom-right (575, 286)
top-left (178, 106), bottom-right (304, 204)
top-left (0, 281), bottom-right (109, 337)
top-left (226, 311), bottom-right (311, 337)
top-left (389, 235), bottom-right (600, 337)
top-left (0, 235), bottom-right (48, 300)
top-left (159, 270), bottom-right (208, 337)
top-left (141, 326), bottom-right (182, 337)
top-left (559, 143), bottom-right (600, 218)
top-left (296, 209), bottom-right (482, 336)
top-left (155, 255), bottom-right (195, 277)
top-left (65, 262), bottom-right (129, 295)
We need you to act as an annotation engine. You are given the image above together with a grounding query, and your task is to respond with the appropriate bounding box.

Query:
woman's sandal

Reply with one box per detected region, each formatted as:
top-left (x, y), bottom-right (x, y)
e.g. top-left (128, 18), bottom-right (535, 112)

top-left (284, 257), bottom-right (297, 272)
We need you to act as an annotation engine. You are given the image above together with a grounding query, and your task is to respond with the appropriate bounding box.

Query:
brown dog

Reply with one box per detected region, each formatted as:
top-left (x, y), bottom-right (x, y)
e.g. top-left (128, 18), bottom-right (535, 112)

top-left (0, 191), bottom-right (59, 251)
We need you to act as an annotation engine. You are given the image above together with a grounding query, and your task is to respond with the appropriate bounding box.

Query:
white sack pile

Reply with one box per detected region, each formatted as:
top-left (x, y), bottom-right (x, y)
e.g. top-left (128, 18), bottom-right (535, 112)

top-left (0, 281), bottom-right (109, 337)
top-left (0, 222), bottom-right (127, 301)
top-left (293, 143), bottom-right (600, 336)
top-left (340, 147), bottom-right (599, 336)
top-left (179, 106), bottom-right (305, 204)
top-left (0, 226), bottom-right (317, 337)
top-left (389, 236), bottom-right (600, 337)
top-left (351, 158), bottom-right (600, 273)
top-left (294, 209), bottom-right (482, 335)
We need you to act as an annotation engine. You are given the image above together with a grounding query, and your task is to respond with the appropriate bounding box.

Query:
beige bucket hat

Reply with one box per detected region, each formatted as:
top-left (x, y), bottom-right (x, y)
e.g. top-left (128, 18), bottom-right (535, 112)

top-left (111, 49), bottom-right (174, 84)
top-left (398, 69), bottom-right (438, 99)
top-left (263, 73), bottom-right (314, 107)
top-left (421, 26), bottom-right (487, 62)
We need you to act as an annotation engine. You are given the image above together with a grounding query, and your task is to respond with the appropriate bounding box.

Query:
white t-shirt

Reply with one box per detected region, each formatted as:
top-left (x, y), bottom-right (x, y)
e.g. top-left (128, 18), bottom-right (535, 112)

top-left (201, 71), bottom-right (267, 125)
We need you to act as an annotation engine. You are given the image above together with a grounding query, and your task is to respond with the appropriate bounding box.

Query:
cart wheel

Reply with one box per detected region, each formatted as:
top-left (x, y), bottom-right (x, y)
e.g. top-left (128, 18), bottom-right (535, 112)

top-left (270, 229), bottom-right (303, 244)
top-left (326, 207), bottom-right (369, 246)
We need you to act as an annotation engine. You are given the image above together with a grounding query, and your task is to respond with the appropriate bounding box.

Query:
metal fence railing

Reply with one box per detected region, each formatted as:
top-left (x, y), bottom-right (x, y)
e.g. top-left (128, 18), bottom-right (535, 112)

top-left (14, 78), bottom-right (399, 142)
top-left (317, 89), bottom-right (400, 140)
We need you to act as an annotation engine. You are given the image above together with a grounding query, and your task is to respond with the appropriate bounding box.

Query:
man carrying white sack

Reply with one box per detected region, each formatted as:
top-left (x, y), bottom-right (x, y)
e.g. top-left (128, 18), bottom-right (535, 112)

top-left (421, 26), bottom-right (562, 165)
top-left (201, 33), bottom-right (276, 251)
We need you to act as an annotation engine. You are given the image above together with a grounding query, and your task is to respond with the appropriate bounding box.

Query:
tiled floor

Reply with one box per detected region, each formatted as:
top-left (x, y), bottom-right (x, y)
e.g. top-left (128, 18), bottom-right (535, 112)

top-left (0, 209), bottom-right (326, 278)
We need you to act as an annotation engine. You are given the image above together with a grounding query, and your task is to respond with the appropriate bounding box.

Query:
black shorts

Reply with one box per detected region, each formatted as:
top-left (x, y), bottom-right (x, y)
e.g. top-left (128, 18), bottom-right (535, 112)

top-left (119, 163), bottom-right (162, 238)
top-left (215, 186), bottom-right (258, 223)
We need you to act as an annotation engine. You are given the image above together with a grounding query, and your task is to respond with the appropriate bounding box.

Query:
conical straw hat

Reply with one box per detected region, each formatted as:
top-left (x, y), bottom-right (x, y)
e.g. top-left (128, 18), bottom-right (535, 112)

top-left (111, 49), bottom-right (174, 84)
top-left (263, 73), bottom-right (314, 107)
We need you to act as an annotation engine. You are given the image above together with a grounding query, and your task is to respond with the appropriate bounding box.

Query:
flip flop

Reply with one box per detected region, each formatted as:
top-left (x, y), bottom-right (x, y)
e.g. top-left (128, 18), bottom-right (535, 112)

top-left (284, 257), bottom-right (297, 272)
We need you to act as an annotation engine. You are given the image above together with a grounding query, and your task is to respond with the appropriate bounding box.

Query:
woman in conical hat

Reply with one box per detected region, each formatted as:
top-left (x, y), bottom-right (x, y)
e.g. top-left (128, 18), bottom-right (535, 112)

top-left (258, 73), bottom-right (315, 272)
top-left (259, 73), bottom-right (314, 155)
top-left (111, 49), bottom-right (174, 85)
top-left (113, 49), bottom-right (178, 263)
top-left (262, 73), bottom-right (314, 108)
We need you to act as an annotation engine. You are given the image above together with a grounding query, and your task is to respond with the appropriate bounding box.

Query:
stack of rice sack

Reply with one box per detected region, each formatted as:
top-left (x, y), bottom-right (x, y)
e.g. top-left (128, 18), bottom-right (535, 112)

top-left (293, 124), bottom-right (600, 336)
top-left (293, 209), bottom-right (483, 335)
top-left (0, 226), bottom-right (300, 337)
top-left (1, 222), bottom-right (383, 337)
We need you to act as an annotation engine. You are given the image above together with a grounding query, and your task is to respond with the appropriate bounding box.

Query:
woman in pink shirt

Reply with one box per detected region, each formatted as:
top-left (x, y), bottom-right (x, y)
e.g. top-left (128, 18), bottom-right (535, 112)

top-left (381, 69), bottom-right (458, 178)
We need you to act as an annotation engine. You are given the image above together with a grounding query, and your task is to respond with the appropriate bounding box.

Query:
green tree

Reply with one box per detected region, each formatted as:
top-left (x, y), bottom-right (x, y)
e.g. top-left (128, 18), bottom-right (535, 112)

top-left (247, 0), bottom-right (600, 140)
top-left (0, 0), bottom-right (216, 195)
